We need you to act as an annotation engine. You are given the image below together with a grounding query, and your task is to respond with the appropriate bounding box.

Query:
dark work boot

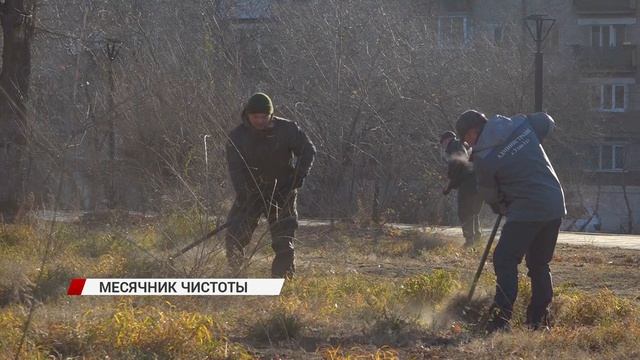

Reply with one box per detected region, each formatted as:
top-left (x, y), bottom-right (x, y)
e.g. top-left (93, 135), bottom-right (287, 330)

top-left (485, 305), bottom-right (512, 334)
top-left (525, 306), bottom-right (551, 331)
top-left (271, 247), bottom-right (295, 279)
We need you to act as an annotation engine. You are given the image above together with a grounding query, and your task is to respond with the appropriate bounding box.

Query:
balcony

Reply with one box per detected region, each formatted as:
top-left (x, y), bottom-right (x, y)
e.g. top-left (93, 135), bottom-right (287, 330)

top-left (572, 45), bottom-right (637, 74)
top-left (573, 0), bottom-right (637, 15)
top-left (439, 0), bottom-right (472, 13)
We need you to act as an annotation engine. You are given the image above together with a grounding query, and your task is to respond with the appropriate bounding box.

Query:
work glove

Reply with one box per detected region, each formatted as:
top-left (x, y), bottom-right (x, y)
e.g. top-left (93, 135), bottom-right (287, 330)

top-left (442, 181), bottom-right (454, 195)
top-left (276, 176), bottom-right (304, 197)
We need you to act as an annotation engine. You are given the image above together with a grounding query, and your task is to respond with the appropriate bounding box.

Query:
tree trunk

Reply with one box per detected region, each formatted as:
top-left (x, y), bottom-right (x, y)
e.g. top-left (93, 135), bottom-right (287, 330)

top-left (578, 182), bottom-right (600, 232)
top-left (107, 57), bottom-right (117, 209)
top-left (621, 173), bottom-right (634, 234)
top-left (0, 0), bottom-right (34, 222)
top-left (372, 177), bottom-right (380, 224)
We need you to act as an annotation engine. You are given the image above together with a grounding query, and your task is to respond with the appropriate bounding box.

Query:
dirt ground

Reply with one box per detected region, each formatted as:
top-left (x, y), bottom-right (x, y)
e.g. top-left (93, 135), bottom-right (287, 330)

top-left (242, 223), bottom-right (640, 358)
top-left (295, 224), bottom-right (640, 298)
top-left (1, 220), bottom-right (639, 359)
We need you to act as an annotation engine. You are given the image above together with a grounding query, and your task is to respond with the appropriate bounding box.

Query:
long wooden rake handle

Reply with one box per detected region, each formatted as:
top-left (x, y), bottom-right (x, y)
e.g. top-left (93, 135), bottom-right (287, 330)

top-left (169, 221), bottom-right (233, 261)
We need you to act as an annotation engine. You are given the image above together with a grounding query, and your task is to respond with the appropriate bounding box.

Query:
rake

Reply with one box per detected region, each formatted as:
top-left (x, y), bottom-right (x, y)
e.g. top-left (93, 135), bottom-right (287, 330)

top-left (466, 214), bottom-right (503, 303)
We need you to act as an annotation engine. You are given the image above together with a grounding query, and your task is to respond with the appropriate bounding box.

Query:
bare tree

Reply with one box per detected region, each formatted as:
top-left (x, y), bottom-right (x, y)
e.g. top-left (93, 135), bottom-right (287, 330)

top-left (0, 0), bottom-right (35, 222)
top-left (13, 0), bottom-right (600, 229)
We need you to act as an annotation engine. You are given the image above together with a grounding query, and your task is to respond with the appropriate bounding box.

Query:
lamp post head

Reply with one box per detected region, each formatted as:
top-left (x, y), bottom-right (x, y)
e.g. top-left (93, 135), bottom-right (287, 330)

top-left (525, 14), bottom-right (556, 50)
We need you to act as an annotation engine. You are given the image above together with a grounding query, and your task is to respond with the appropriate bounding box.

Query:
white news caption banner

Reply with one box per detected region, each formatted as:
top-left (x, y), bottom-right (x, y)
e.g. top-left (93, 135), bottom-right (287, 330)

top-left (67, 278), bottom-right (285, 296)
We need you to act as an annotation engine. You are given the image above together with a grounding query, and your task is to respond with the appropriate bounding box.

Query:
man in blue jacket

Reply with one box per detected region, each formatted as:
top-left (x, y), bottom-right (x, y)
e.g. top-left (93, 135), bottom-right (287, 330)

top-left (456, 110), bottom-right (566, 332)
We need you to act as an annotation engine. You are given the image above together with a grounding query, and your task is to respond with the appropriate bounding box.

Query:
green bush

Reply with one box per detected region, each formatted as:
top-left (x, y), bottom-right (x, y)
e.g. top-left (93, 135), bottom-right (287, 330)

top-left (400, 270), bottom-right (460, 305)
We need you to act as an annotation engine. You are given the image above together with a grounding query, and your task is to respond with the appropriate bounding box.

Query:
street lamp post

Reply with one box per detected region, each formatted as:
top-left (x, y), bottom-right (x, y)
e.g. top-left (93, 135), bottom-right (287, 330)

top-left (525, 14), bottom-right (555, 112)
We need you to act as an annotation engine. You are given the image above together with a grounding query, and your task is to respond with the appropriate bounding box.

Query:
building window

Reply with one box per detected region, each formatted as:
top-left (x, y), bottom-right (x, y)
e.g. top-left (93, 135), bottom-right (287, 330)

top-left (437, 16), bottom-right (470, 48)
top-left (489, 24), bottom-right (504, 45)
top-left (229, 0), bottom-right (272, 21)
top-left (591, 25), bottom-right (625, 47)
top-left (599, 144), bottom-right (625, 171)
top-left (598, 84), bottom-right (626, 112)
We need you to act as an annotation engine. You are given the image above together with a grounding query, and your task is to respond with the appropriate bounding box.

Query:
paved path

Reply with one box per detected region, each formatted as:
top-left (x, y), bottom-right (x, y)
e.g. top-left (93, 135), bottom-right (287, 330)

top-left (33, 212), bottom-right (640, 251)
top-left (299, 220), bottom-right (640, 251)
top-left (390, 224), bottom-right (640, 250)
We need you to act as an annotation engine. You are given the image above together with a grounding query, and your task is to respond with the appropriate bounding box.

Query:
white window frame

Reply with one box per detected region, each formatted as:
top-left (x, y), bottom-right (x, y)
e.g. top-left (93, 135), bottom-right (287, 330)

top-left (599, 84), bottom-right (627, 112)
top-left (598, 144), bottom-right (625, 172)
top-left (437, 15), bottom-right (470, 48)
top-left (590, 24), bottom-right (625, 47)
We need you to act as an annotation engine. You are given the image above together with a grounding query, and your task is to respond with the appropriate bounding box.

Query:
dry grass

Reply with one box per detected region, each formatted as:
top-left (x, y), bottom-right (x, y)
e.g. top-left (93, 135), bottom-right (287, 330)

top-left (400, 269), bottom-right (461, 306)
top-left (248, 309), bottom-right (305, 343)
top-left (0, 218), bottom-right (639, 359)
top-left (0, 300), bottom-right (252, 359)
top-left (318, 345), bottom-right (400, 360)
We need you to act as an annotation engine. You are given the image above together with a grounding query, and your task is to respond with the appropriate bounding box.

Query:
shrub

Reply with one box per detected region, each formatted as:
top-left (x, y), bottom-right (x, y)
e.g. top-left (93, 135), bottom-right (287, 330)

top-left (158, 209), bottom-right (214, 251)
top-left (0, 224), bottom-right (35, 247)
top-left (368, 310), bottom-right (419, 346)
top-left (249, 309), bottom-right (304, 343)
top-left (34, 265), bottom-right (78, 302)
top-left (281, 273), bottom-right (397, 317)
top-left (556, 289), bottom-right (637, 327)
top-left (400, 270), bottom-right (460, 305)
top-left (74, 232), bottom-right (120, 258)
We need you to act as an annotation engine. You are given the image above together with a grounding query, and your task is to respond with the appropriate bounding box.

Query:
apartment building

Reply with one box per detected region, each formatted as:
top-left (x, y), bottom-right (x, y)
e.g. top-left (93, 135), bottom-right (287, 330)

top-left (432, 1), bottom-right (640, 232)
top-left (215, 0), bottom-right (640, 232)
top-left (568, 0), bottom-right (640, 233)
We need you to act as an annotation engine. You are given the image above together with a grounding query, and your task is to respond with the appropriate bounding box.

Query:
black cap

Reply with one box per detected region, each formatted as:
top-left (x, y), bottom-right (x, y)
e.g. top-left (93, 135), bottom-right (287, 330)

top-left (456, 110), bottom-right (488, 138)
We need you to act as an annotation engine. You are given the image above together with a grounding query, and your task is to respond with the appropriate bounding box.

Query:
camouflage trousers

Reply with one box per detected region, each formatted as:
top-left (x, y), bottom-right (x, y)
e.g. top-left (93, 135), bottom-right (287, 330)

top-left (225, 191), bottom-right (298, 278)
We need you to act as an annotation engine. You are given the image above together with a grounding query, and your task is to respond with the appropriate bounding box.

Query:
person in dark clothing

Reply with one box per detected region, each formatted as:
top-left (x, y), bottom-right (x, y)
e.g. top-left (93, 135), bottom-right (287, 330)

top-left (440, 131), bottom-right (483, 247)
top-left (456, 110), bottom-right (566, 332)
top-left (225, 93), bottom-right (316, 278)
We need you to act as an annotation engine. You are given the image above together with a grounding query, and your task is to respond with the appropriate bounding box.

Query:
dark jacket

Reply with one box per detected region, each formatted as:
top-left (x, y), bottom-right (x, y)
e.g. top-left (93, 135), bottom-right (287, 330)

top-left (472, 113), bottom-right (566, 222)
top-left (442, 138), bottom-right (482, 220)
top-left (443, 139), bottom-right (475, 194)
top-left (226, 113), bottom-right (316, 198)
